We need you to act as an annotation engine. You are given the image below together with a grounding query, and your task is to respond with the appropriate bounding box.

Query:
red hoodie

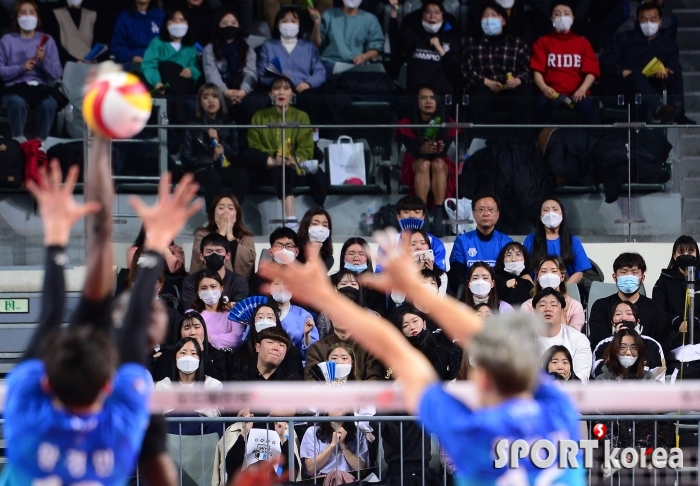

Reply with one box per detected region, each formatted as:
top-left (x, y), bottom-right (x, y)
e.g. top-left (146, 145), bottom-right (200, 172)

top-left (530, 31), bottom-right (600, 95)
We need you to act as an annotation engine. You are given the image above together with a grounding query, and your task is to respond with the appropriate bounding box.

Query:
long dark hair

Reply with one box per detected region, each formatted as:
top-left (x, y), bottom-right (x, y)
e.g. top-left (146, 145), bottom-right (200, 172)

top-left (170, 337), bottom-right (206, 382)
top-left (391, 306), bottom-right (438, 351)
top-left (602, 329), bottom-right (647, 380)
top-left (212, 10), bottom-right (249, 63)
top-left (297, 208), bottom-right (333, 263)
top-left (462, 262), bottom-right (501, 311)
top-left (198, 193), bottom-right (253, 240)
top-left (314, 413), bottom-right (359, 449)
top-left (325, 342), bottom-right (359, 381)
top-left (530, 256), bottom-right (568, 297)
top-left (667, 235), bottom-right (700, 271)
top-left (338, 238), bottom-right (374, 273)
top-left (229, 303), bottom-right (284, 373)
top-left (412, 86), bottom-right (446, 138)
top-left (541, 345), bottom-right (580, 382)
top-left (531, 198), bottom-right (575, 269)
top-left (160, 9), bottom-right (195, 46)
top-left (609, 300), bottom-right (640, 326)
top-left (191, 270), bottom-right (226, 313)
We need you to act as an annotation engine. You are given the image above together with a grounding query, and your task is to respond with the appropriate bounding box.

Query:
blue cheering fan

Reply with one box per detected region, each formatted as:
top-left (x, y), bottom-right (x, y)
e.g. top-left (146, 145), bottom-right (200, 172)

top-left (311, 361), bottom-right (353, 383)
top-left (398, 217), bottom-right (424, 231)
top-left (228, 296), bottom-right (268, 324)
top-left (265, 57), bottom-right (284, 77)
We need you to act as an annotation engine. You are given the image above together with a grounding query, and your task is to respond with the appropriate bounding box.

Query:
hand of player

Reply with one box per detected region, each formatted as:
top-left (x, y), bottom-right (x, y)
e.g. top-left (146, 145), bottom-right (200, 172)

top-left (358, 229), bottom-right (424, 297)
top-left (129, 173), bottom-right (203, 254)
top-left (26, 160), bottom-right (102, 246)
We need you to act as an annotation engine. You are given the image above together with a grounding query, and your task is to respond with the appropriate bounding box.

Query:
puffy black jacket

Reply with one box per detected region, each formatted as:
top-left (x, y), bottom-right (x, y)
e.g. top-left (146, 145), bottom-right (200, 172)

top-left (181, 117), bottom-right (239, 172)
top-left (600, 23), bottom-right (681, 78)
top-left (652, 268), bottom-right (700, 350)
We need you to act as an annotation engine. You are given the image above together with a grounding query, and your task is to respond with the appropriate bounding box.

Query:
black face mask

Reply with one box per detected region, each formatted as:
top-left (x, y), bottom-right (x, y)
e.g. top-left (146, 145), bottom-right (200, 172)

top-left (338, 286), bottom-right (361, 304)
top-left (219, 26), bottom-right (239, 41)
top-left (407, 328), bottom-right (427, 347)
top-left (617, 320), bottom-right (638, 331)
top-left (203, 253), bottom-right (226, 272)
top-left (676, 254), bottom-right (697, 271)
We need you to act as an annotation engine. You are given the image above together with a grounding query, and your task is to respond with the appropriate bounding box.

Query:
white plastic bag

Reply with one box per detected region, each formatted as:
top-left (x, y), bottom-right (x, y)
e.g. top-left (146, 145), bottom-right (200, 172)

top-left (328, 136), bottom-right (366, 185)
top-left (444, 198), bottom-right (476, 235)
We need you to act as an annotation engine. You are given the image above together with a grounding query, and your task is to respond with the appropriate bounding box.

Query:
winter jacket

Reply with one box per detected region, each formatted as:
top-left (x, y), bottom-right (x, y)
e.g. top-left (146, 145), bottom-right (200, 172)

top-left (181, 117), bottom-right (239, 172)
top-left (595, 364), bottom-right (656, 381)
top-left (600, 24), bottom-right (681, 79)
top-left (142, 37), bottom-right (202, 88)
top-left (257, 39), bottom-right (326, 89)
top-left (592, 333), bottom-right (665, 378)
top-left (110, 8), bottom-right (165, 64)
top-left (652, 268), bottom-right (700, 350)
top-left (203, 41), bottom-right (257, 94)
top-left (494, 269), bottom-right (534, 307)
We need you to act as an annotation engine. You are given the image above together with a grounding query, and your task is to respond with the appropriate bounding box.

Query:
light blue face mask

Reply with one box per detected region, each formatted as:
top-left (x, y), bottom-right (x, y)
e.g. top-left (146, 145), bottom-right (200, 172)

top-left (481, 17), bottom-right (503, 36)
top-left (345, 262), bottom-right (368, 273)
top-left (616, 275), bottom-right (640, 294)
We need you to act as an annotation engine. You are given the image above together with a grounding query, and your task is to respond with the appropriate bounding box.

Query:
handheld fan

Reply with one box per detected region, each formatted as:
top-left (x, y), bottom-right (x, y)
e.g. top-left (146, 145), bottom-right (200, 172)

top-left (312, 361), bottom-right (353, 383)
top-left (266, 57), bottom-right (285, 77)
top-left (228, 295), bottom-right (268, 325)
top-left (398, 217), bottom-right (425, 231)
top-left (642, 57), bottom-right (666, 77)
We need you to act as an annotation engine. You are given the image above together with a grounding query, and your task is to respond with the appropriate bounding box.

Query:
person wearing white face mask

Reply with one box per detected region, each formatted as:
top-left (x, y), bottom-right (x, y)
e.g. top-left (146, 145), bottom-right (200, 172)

top-left (530, 2), bottom-right (599, 124)
top-left (44, 0), bottom-right (97, 65)
top-left (520, 256), bottom-right (585, 331)
top-left (0, 1), bottom-right (63, 141)
top-left (600, 2), bottom-right (694, 125)
top-left (297, 208), bottom-right (335, 270)
top-left (190, 270), bottom-right (246, 350)
top-left (494, 242), bottom-right (534, 307)
top-left (270, 279), bottom-right (319, 359)
top-left (596, 328), bottom-right (655, 381)
top-left (462, 3), bottom-right (533, 126)
top-left (142, 9), bottom-right (202, 95)
top-left (523, 197), bottom-right (591, 284)
top-left (463, 262), bottom-right (514, 313)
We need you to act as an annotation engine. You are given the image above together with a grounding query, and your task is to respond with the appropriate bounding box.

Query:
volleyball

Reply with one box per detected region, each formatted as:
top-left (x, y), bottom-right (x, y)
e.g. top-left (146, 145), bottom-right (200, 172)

top-left (83, 71), bottom-right (152, 139)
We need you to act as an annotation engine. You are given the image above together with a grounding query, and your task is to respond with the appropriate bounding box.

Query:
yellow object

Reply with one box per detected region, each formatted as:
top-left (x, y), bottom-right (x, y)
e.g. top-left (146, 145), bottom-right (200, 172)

top-left (642, 57), bottom-right (666, 77)
top-left (500, 72), bottom-right (513, 91)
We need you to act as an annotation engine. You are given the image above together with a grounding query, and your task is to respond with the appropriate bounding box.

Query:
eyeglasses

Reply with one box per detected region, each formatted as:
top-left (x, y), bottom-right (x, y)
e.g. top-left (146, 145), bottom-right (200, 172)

top-left (619, 345), bottom-right (639, 355)
top-left (273, 243), bottom-right (296, 251)
top-left (474, 208), bottom-right (497, 215)
top-left (346, 251), bottom-right (366, 258)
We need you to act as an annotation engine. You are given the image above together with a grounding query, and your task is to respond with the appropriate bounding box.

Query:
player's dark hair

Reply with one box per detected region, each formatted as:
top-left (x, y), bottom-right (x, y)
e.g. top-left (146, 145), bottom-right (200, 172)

top-left (613, 252), bottom-right (647, 274)
top-left (200, 233), bottom-right (231, 254)
top-left (41, 327), bottom-right (118, 407)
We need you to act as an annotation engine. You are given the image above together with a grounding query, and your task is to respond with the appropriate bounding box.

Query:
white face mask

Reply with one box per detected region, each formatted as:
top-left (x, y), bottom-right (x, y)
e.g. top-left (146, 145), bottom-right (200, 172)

top-left (272, 248), bottom-right (296, 265)
top-left (66, 0), bottom-right (83, 6)
top-left (343, 0), bottom-right (362, 8)
top-left (617, 355), bottom-right (638, 368)
top-left (168, 23), bottom-right (189, 39)
top-left (272, 288), bottom-right (292, 303)
top-left (469, 279), bottom-right (491, 297)
top-left (17, 15), bottom-right (38, 31)
top-left (422, 20), bottom-right (442, 33)
top-left (279, 22), bottom-right (299, 38)
top-left (177, 355), bottom-right (200, 374)
top-left (640, 21), bottom-right (660, 37)
top-left (552, 15), bottom-right (573, 33)
top-left (335, 363), bottom-right (352, 379)
top-left (504, 261), bottom-right (525, 276)
top-left (198, 289), bottom-right (221, 306)
top-left (255, 318), bottom-right (277, 333)
top-left (541, 211), bottom-right (563, 229)
top-left (496, 0), bottom-right (514, 7)
top-left (308, 226), bottom-right (330, 243)
top-left (538, 273), bottom-right (561, 289)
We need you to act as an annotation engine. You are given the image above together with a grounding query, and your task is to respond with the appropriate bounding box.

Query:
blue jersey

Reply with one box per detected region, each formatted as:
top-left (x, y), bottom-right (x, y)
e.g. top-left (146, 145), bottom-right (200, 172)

top-left (450, 230), bottom-right (513, 274)
top-left (418, 378), bottom-right (585, 486)
top-left (522, 234), bottom-right (591, 277)
top-left (1, 359), bottom-right (152, 486)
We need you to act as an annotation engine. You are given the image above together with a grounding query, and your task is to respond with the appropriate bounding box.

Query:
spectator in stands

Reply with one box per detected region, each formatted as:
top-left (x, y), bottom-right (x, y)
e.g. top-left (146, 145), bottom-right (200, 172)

top-left (126, 225), bottom-right (185, 276)
top-left (165, 0), bottom-right (214, 47)
top-left (262, 0), bottom-right (331, 32)
top-left (596, 328), bottom-right (655, 380)
top-left (462, 2), bottom-right (532, 125)
top-left (310, 0), bottom-right (384, 77)
top-left (542, 344), bottom-right (581, 381)
top-left (111, 0), bottom-right (165, 71)
top-left (249, 226), bottom-right (300, 295)
top-left (337, 237), bottom-right (373, 274)
top-left (494, 242), bottom-right (534, 308)
top-left (301, 409), bottom-right (368, 477)
top-left (228, 303), bottom-right (303, 378)
top-left (0, 1), bottom-right (63, 141)
top-left (142, 8), bottom-right (201, 95)
top-left (270, 278), bottom-right (319, 358)
top-left (523, 197), bottom-right (591, 283)
top-left (231, 326), bottom-right (304, 380)
top-left (591, 300), bottom-right (664, 377)
top-left (521, 256), bottom-right (585, 331)
top-left (190, 194), bottom-right (256, 279)
top-left (533, 287), bottom-right (591, 383)
top-left (408, 229), bottom-right (447, 294)
top-left (43, 0), bottom-right (97, 65)
top-left (315, 270), bottom-right (368, 338)
top-left (181, 83), bottom-right (249, 210)
top-left (297, 207), bottom-right (334, 270)
top-left (474, 302), bottom-right (494, 321)
top-left (652, 235), bottom-right (700, 352)
top-left (156, 337), bottom-right (222, 433)
top-left (462, 261), bottom-right (514, 313)
top-left (391, 305), bottom-right (455, 379)
top-left (395, 195), bottom-right (447, 267)
top-left (307, 342), bottom-right (359, 382)
top-left (600, 2), bottom-right (693, 124)
top-left (392, 0), bottom-right (461, 95)
top-left (182, 234), bottom-right (249, 308)
top-left (588, 252), bottom-right (670, 358)
top-left (396, 88), bottom-right (456, 236)
top-left (244, 76), bottom-right (326, 230)
top-left (448, 193), bottom-right (513, 295)
top-left (617, 0), bottom-right (677, 41)
top-left (202, 10), bottom-right (257, 118)
top-left (189, 269), bottom-right (245, 349)
top-left (530, 2), bottom-right (599, 124)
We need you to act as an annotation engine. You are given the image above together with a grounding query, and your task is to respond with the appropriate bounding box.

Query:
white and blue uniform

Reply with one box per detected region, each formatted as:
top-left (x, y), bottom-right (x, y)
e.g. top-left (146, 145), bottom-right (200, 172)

top-left (450, 229), bottom-right (513, 274)
top-left (522, 234), bottom-right (591, 277)
top-left (1, 360), bottom-right (152, 485)
top-left (418, 376), bottom-right (585, 486)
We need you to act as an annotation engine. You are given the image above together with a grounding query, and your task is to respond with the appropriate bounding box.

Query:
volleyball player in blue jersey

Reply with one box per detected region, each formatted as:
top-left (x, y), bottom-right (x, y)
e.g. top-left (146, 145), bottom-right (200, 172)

top-left (261, 231), bottom-right (585, 486)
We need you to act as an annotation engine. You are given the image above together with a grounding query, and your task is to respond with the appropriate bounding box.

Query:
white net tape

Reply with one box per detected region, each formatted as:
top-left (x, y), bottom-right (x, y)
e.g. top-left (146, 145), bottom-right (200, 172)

top-left (0, 381), bottom-right (698, 414)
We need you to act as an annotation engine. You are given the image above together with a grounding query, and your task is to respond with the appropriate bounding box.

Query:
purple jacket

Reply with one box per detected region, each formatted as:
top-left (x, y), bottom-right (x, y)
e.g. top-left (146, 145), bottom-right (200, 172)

top-left (0, 32), bottom-right (63, 87)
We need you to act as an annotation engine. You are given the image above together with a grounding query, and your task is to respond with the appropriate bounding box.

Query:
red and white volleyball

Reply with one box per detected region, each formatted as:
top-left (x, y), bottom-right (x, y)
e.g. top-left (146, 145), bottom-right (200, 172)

top-left (83, 71), bottom-right (152, 139)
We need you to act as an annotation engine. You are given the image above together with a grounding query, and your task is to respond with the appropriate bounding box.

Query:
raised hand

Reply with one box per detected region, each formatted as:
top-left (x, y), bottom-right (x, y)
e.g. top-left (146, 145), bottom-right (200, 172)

top-left (26, 160), bottom-right (101, 246)
top-left (129, 173), bottom-right (203, 254)
top-left (358, 229), bottom-right (423, 296)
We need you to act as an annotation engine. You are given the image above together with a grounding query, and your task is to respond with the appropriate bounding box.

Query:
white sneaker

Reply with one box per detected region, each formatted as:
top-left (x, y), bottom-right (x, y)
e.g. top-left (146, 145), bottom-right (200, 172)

top-left (285, 218), bottom-right (299, 232)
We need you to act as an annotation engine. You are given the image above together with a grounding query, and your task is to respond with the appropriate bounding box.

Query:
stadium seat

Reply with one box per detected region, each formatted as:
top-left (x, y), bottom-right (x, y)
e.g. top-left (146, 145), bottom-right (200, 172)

top-left (166, 433), bottom-right (218, 486)
top-left (325, 138), bottom-right (384, 195)
top-left (586, 281), bottom-right (647, 323)
top-left (566, 282), bottom-right (581, 303)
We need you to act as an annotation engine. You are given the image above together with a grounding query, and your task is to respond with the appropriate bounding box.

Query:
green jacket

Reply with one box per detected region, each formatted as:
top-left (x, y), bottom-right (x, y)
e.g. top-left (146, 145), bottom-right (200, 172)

top-left (142, 37), bottom-right (202, 87)
top-left (247, 106), bottom-right (314, 162)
